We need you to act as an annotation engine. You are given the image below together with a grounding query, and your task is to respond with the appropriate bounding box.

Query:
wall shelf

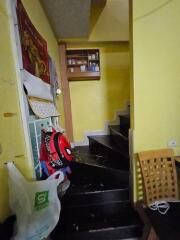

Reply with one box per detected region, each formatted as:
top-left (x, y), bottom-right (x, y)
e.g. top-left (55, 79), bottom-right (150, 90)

top-left (66, 49), bottom-right (100, 81)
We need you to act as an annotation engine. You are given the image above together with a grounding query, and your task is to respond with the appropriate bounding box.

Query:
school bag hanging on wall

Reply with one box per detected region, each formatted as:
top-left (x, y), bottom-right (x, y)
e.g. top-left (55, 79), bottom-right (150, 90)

top-left (7, 162), bottom-right (64, 240)
top-left (39, 128), bottom-right (73, 178)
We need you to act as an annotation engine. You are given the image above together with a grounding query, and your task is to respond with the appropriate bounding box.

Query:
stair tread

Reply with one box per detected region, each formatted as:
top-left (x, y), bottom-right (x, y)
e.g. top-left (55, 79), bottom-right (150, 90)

top-left (73, 146), bottom-right (129, 180)
top-left (88, 135), bottom-right (128, 155)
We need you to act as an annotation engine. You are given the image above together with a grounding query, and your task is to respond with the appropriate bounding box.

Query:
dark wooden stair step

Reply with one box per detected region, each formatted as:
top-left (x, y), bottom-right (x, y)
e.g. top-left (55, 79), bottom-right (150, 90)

top-left (109, 124), bottom-right (128, 139)
top-left (119, 114), bottom-right (130, 126)
top-left (63, 161), bottom-right (129, 207)
top-left (51, 202), bottom-right (143, 240)
top-left (88, 135), bottom-right (129, 170)
top-left (119, 114), bottom-right (130, 135)
top-left (109, 125), bottom-right (129, 149)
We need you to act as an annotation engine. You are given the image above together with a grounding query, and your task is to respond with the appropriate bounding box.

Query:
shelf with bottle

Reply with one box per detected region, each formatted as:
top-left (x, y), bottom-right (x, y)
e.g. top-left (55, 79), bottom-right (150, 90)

top-left (66, 49), bottom-right (100, 81)
top-left (88, 62), bottom-right (100, 72)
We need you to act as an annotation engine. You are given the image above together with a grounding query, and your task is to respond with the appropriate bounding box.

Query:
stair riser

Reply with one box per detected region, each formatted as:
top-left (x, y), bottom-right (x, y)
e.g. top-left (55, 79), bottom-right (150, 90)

top-left (62, 189), bottom-right (129, 207)
top-left (119, 115), bottom-right (130, 128)
top-left (61, 201), bottom-right (132, 217)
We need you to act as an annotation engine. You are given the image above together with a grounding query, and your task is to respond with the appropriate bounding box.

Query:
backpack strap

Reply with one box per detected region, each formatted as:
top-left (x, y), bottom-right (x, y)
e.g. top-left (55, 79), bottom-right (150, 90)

top-left (53, 132), bottom-right (63, 160)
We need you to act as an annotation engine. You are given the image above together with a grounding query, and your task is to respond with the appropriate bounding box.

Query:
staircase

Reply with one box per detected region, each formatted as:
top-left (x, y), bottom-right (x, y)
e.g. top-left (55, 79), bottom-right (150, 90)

top-left (51, 114), bottom-right (143, 240)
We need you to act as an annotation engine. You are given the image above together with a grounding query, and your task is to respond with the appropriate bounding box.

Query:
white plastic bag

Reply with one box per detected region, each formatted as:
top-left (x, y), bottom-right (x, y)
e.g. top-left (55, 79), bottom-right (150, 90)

top-left (7, 162), bottom-right (64, 240)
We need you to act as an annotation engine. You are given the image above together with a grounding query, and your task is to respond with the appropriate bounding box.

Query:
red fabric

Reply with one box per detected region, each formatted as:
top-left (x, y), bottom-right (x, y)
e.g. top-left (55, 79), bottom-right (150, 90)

top-left (58, 135), bottom-right (73, 161)
top-left (17, 0), bottom-right (50, 83)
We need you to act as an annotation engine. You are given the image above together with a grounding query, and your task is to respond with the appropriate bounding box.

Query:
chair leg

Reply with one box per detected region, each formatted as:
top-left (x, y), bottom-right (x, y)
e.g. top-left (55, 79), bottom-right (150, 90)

top-left (147, 227), bottom-right (158, 240)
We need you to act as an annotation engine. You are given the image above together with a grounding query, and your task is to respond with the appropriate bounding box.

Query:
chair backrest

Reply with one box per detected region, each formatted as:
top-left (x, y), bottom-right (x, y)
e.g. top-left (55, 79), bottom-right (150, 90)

top-left (138, 148), bottom-right (178, 206)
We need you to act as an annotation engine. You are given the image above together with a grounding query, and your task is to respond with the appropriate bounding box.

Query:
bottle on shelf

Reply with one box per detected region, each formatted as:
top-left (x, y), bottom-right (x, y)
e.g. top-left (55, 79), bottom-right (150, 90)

top-left (96, 52), bottom-right (99, 60)
top-left (92, 54), bottom-right (96, 60)
top-left (68, 59), bottom-right (72, 65)
top-left (88, 54), bottom-right (92, 60)
top-left (92, 63), bottom-right (96, 71)
top-left (80, 65), bottom-right (86, 72)
top-left (70, 67), bottom-right (74, 73)
top-left (71, 59), bottom-right (76, 65)
top-left (95, 64), bottom-right (100, 72)
top-left (89, 62), bottom-right (92, 71)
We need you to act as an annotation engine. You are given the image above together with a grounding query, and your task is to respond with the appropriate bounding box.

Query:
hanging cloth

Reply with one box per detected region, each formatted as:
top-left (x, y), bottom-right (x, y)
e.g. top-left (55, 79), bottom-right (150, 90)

top-left (22, 69), bottom-right (60, 118)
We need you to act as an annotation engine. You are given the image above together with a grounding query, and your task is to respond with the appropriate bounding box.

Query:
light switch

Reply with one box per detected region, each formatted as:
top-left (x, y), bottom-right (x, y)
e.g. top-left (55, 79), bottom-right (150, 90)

top-left (167, 140), bottom-right (177, 148)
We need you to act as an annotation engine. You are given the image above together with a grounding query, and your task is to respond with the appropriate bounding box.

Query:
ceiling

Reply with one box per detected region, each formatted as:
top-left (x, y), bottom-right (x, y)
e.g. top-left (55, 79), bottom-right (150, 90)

top-left (40, 0), bottom-right (129, 41)
top-left (40, 0), bottom-right (92, 39)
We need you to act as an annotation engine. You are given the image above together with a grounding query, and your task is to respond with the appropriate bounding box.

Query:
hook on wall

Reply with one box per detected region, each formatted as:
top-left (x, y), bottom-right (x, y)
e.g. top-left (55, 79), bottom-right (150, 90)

top-left (4, 161), bottom-right (15, 165)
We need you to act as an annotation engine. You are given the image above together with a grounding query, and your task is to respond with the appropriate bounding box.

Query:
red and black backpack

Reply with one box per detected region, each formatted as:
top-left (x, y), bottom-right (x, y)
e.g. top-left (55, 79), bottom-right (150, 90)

top-left (39, 128), bottom-right (73, 177)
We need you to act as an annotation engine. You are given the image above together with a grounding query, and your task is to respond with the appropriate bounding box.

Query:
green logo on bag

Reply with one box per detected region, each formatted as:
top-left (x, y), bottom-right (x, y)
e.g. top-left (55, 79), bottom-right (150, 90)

top-left (34, 191), bottom-right (49, 211)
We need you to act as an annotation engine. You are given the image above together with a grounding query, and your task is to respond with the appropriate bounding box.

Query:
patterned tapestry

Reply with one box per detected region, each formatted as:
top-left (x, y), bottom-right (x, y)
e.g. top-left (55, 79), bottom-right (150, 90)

top-left (17, 0), bottom-right (50, 83)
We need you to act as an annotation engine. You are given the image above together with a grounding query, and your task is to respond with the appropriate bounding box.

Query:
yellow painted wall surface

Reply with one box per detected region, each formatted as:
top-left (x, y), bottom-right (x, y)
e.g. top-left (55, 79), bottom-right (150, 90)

top-left (0, 0), bottom-right (64, 221)
top-left (90, 0), bottom-right (129, 41)
top-left (68, 43), bottom-right (130, 142)
top-left (132, 0), bottom-right (180, 201)
top-left (0, 0), bottom-right (33, 221)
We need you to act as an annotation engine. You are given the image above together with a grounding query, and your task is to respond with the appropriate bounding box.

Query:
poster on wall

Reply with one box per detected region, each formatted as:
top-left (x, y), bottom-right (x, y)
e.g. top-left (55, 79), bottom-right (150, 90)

top-left (16, 0), bottom-right (50, 83)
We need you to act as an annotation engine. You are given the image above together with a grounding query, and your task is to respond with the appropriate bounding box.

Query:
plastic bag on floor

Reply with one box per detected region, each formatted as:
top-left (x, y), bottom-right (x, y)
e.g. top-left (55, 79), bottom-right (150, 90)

top-left (7, 162), bottom-right (64, 240)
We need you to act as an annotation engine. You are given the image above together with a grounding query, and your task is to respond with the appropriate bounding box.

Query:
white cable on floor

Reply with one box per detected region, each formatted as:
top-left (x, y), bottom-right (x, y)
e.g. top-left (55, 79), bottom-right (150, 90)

top-left (149, 200), bottom-right (180, 215)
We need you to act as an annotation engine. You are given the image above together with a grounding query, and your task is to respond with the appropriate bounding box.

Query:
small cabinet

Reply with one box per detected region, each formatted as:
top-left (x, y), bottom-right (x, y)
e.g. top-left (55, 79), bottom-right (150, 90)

top-left (66, 49), bottom-right (100, 81)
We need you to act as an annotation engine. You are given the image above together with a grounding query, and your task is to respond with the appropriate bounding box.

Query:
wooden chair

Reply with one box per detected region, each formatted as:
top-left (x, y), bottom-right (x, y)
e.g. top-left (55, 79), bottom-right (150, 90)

top-left (137, 148), bottom-right (178, 239)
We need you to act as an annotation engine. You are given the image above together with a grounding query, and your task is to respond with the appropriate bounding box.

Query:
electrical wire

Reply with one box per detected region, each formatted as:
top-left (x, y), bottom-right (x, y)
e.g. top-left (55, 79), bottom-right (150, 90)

top-left (134, 0), bottom-right (173, 22)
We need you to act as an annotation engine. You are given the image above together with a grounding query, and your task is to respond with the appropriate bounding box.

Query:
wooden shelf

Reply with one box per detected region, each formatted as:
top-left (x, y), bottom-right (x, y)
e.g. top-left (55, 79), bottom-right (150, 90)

top-left (68, 71), bottom-right (100, 81)
top-left (66, 49), bottom-right (100, 81)
top-left (67, 55), bottom-right (87, 58)
top-left (67, 63), bottom-right (88, 67)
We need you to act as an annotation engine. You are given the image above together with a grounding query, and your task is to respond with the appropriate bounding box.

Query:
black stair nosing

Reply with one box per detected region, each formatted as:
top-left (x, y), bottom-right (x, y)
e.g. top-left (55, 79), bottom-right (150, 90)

top-left (88, 135), bottom-right (128, 154)
top-left (51, 224), bottom-right (143, 240)
top-left (66, 186), bottom-right (129, 196)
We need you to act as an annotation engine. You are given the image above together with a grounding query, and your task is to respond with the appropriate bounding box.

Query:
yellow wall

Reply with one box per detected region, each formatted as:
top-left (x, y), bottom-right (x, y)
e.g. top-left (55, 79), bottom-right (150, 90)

top-left (0, 0), bottom-right (32, 221)
top-left (90, 0), bottom-right (129, 41)
top-left (132, 0), bottom-right (180, 201)
top-left (0, 0), bottom-right (64, 221)
top-left (68, 43), bottom-right (130, 142)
